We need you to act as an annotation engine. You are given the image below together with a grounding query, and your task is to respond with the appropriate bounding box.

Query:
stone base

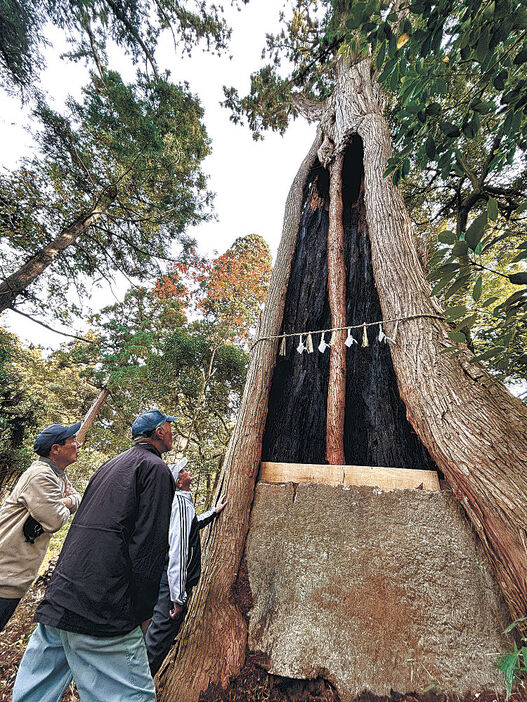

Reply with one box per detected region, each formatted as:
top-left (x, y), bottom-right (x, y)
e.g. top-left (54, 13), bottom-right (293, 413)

top-left (245, 482), bottom-right (510, 701)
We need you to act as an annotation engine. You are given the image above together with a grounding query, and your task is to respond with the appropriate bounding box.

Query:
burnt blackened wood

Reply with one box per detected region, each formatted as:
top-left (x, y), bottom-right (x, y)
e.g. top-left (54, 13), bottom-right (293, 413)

top-left (262, 138), bottom-right (436, 471)
top-left (262, 162), bottom-right (331, 465)
top-left (342, 140), bottom-right (435, 470)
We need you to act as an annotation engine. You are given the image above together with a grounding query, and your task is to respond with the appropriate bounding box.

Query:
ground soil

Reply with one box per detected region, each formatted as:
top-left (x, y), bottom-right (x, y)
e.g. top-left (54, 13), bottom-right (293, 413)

top-left (199, 657), bottom-right (527, 702)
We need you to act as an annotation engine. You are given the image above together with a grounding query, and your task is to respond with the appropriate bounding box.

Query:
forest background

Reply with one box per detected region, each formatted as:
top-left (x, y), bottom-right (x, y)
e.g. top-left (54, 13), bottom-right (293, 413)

top-left (0, 0), bottom-right (526, 562)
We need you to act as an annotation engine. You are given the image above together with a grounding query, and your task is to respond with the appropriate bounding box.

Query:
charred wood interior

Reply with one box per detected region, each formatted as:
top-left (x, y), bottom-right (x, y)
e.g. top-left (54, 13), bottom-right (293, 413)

top-left (262, 137), bottom-right (437, 471)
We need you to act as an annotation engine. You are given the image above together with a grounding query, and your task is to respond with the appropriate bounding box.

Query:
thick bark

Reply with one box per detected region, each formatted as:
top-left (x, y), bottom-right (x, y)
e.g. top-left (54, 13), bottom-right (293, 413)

top-left (338, 58), bottom-right (527, 630)
top-left (326, 153), bottom-right (347, 464)
top-left (159, 56), bottom-right (527, 702)
top-left (156, 133), bottom-right (323, 702)
top-left (0, 191), bottom-right (116, 313)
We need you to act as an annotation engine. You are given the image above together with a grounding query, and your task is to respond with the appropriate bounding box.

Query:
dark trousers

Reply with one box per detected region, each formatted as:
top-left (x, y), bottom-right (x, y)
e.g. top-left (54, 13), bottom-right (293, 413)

top-left (144, 566), bottom-right (191, 676)
top-left (0, 596), bottom-right (21, 632)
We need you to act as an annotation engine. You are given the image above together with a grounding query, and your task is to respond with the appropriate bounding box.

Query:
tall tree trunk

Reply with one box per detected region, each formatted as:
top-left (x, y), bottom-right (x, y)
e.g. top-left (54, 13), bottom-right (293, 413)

top-left (336, 56), bottom-right (527, 630)
top-left (326, 152), bottom-right (347, 465)
top-left (0, 191), bottom-right (116, 313)
top-left (156, 133), bottom-right (323, 702)
top-left (76, 387), bottom-right (110, 445)
top-left (158, 57), bottom-right (527, 702)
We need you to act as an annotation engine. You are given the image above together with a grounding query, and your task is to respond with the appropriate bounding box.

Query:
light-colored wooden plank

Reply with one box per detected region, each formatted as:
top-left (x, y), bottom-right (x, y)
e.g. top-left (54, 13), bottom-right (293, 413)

top-left (259, 461), bottom-right (440, 492)
top-left (260, 462), bottom-right (345, 486)
top-left (343, 464), bottom-right (440, 491)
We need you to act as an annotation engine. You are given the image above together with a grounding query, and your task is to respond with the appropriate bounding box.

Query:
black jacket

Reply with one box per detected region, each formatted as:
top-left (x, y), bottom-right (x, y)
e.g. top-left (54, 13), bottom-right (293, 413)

top-left (36, 443), bottom-right (175, 637)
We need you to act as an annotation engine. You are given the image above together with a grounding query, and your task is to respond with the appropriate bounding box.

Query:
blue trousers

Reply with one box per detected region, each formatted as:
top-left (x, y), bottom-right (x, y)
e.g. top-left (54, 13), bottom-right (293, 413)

top-left (13, 623), bottom-right (156, 702)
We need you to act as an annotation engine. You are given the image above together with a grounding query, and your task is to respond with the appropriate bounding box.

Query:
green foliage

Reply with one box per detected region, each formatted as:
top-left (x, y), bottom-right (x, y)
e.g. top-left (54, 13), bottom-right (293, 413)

top-left (0, 0), bottom-right (234, 94)
top-left (0, 69), bottom-right (211, 318)
top-left (497, 618), bottom-right (527, 699)
top-left (0, 329), bottom-right (37, 489)
top-left (53, 234), bottom-right (271, 505)
top-left (223, 1), bottom-right (527, 386)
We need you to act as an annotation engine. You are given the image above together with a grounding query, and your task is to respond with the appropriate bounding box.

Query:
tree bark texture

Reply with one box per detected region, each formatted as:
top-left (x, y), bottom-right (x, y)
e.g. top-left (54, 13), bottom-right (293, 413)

top-left (156, 133), bottom-right (323, 702)
top-left (159, 55), bottom-right (527, 702)
top-left (331, 57), bottom-right (527, 630)
top-left (326, 153), bottom-right (347, 465)
top-left (0, 194), bottom-right (115, 314)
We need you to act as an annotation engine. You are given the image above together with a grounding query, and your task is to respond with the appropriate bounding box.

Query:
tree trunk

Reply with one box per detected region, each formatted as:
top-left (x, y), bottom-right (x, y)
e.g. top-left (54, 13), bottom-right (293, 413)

top-left (156, 133), bottom-right (323, 702)
top-left (76, 387), bottom-right (110, 445)
top-left (341, 57), bottom-right (527, 630)
top-left (326, 152), bottom-right (347, 465)
top-left (0, 191), bottom-right (116, 313)
top-left (158, 56), bottom-right (527, 702)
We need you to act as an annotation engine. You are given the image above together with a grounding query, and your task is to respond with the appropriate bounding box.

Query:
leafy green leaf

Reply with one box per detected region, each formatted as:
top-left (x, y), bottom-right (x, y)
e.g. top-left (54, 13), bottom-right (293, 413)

top-left (487, 197), bottom-right (499, 221)
top-left (444, 274), bottom-right (472, 298)
top-left (446, 304), bottom-right (467, 320)
top-left (439, 121), bottom-right (460, 137)
top-left (376, 42), bottom-right (387, 70)
top-left (470, 346), bottom-right (504, 362)
top-left (475, 26), bottom-right (490, 63)
top-left (426, 102), bottom-right (441, 116)
top-left (473, 275), bottom-right (483, 301)
top-left (481, 296), bottom-right (499, 308)
top-left (497, 650), bottom-right (521, 699)
top-left (448, 330), bottom-right (466, 342)
top-left (425, 135), bottom-right (436, 159)
top-left (508, 272), bottom-right (527, 285)
top-left (456, 313), bottom-right (478, 331)
top-left (465, 212), bottom-right (488, 250)
top-left (438, 229), bottom-right (456, 244)
top-left (429, 262), bottom-right (460, 281)
top-left (496, 290), bottom-right (527, 309)
top-left (452, 240), bottom-right (470, 257)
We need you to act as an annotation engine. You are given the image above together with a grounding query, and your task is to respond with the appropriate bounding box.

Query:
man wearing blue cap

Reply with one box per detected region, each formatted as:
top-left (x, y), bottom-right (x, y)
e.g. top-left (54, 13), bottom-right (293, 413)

top-left (13, 409), bottom-right (176, 702)
top-left (0, 422), bottom-right (81, 632)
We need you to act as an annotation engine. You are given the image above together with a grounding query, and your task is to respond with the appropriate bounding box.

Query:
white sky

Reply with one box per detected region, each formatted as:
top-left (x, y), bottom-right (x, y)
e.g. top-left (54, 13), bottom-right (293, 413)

top-left (1, 1), bottom-right (315, 347)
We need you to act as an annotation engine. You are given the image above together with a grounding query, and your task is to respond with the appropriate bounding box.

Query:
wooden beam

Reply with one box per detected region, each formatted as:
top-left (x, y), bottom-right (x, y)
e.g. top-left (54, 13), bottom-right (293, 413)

top-left (259, 461), bottom-right (440, 492)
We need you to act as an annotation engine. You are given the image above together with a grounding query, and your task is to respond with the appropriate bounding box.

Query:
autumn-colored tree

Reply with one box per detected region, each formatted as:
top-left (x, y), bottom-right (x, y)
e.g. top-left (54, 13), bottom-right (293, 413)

top-left (154, 234), bottom-right (272, 463)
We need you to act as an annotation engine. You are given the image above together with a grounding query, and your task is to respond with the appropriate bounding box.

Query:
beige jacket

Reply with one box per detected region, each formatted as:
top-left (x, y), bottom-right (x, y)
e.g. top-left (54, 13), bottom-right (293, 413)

top-left (0, 457), bottom-right (81, 598)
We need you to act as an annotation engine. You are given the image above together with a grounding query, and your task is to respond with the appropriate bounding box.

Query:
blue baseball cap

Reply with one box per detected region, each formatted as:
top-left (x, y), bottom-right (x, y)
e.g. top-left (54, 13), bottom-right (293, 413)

top-left (132, 409), bottom-right (177, 440)
top-left (34, 422), bottom-right (81, 457)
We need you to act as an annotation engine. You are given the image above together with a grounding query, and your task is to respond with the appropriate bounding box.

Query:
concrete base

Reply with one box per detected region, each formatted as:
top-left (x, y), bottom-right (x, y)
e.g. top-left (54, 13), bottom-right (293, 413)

top-left (245, 482), bottom-right (510, 700)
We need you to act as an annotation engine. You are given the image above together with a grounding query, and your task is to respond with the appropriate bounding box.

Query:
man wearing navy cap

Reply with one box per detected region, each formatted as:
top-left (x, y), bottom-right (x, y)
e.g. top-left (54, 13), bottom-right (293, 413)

top-left (13, 409), bottom-right (176, 702)
top-left (0, 422), bottom-right (81, 632)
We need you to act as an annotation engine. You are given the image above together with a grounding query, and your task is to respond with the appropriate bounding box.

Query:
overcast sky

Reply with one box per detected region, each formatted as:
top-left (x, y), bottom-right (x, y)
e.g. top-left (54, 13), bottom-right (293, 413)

top-left (1, 1), bottom-right (315, 347)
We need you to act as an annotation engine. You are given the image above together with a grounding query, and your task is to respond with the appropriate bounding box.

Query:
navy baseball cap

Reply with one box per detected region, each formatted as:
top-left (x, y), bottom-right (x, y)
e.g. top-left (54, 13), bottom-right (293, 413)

top-left (34, 422), bottom-right (81, 456)
top-left (132, 409), bottom-right (177, 440)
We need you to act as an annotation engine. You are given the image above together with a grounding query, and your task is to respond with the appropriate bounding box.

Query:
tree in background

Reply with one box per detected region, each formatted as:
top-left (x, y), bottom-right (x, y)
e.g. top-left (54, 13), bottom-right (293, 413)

top-left (3, 234), bottom-right (271, 506)
top-left (0, 329), bottom-right (37, 493)
top-left (0, 70), bottom-right (211, 318)
top-left (0, 0), bottom-right (233, 95)
top-left (89, 234), bottom-right (271, 505)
